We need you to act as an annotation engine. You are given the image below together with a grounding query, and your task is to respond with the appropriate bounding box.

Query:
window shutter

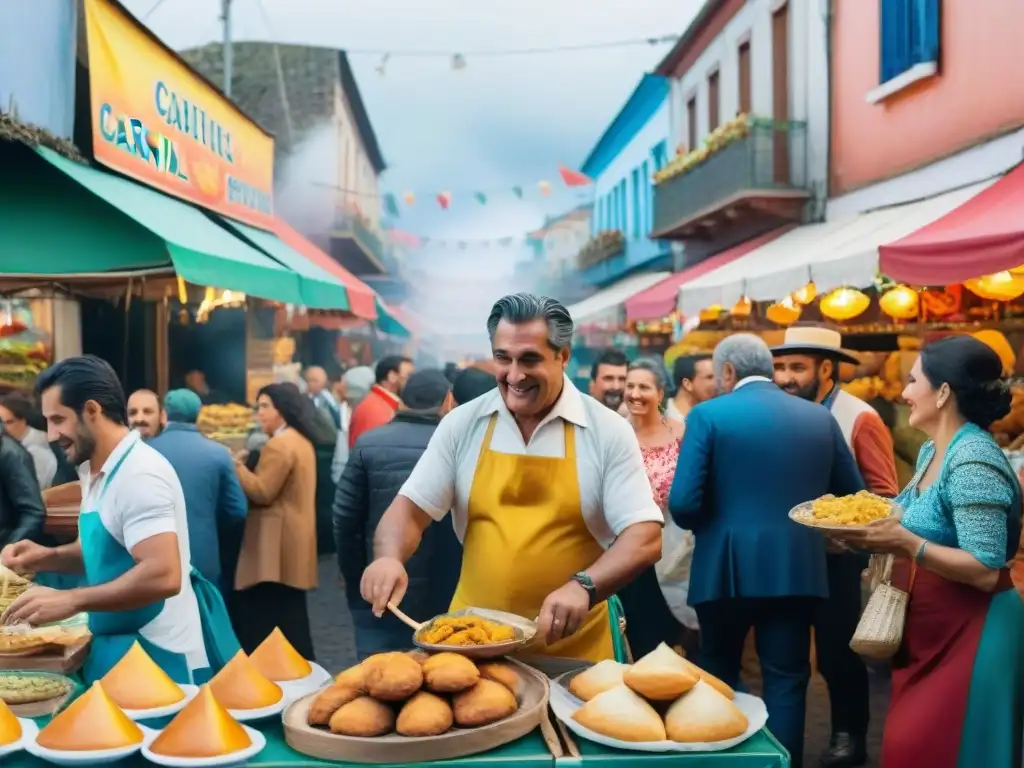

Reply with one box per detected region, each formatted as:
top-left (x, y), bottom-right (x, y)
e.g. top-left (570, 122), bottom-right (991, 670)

top-left (880, 0), bottom-right (911, 82)
top-left (912, 0), bottom-right (940, 65)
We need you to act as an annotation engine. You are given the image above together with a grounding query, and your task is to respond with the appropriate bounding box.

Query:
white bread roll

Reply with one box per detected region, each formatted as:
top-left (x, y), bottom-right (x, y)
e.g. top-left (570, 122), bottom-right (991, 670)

top-left (624, 642), bottom-right (699, 700)
top-left (572, 684), bottom-right (666, 742)
top-left (567, 660), bottom-right (629, 702)
top-left (678, 655), bottom-right (735, 699)
top-left (664, 680), bottom-right (749, 743)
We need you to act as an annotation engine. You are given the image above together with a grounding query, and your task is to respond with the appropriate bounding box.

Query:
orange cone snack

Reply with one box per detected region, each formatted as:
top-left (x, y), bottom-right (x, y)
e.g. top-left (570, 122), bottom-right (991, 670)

top-left (249, 627), bottom-right (312, 681)
top-left (209, 651), bottom-right (283, 710)
top-left (36, 682), bottom-right (143, 751)
top-left (0, 700), bottom-right (22, 746)
top-left (99, 641), bottom-right (185, 710)
top-left (149, 685), bottom-right (252, 758)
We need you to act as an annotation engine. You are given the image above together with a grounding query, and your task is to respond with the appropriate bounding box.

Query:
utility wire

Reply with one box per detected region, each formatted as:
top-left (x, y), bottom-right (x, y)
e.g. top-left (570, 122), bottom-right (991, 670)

top-left (253, 0), bottom-right (295, 145)
top-left (142, 0), bottom-right (170, 21)
top-left (342, 35), bottom-right (681, 58)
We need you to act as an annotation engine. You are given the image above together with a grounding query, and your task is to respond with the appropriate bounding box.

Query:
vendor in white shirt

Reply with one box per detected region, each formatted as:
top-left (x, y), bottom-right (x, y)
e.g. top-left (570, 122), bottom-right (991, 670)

top-left (362, 294), bottom-right (664, 662)
top-left (0, 356), bottom-right (233, 685)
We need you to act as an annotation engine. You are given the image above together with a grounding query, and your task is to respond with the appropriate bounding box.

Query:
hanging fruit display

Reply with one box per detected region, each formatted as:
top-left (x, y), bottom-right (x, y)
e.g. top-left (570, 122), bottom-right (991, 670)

top-left (819, 287), bottom-right (870, 322)
top-left (878, 285), bottom-right (919, 320)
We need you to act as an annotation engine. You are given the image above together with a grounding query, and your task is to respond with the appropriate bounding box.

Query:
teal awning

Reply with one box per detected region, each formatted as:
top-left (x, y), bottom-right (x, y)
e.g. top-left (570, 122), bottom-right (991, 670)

top-left (29, 147), bottom-right (304, 304)
top-left (375, 297), bottom-right (410, 338)
top-left (217, 217), bottom-right (351, 311)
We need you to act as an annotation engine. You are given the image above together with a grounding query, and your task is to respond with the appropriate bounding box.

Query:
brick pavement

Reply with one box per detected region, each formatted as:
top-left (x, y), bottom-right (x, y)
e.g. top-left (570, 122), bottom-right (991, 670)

top-left (308, 556), bottom-right (890, 767)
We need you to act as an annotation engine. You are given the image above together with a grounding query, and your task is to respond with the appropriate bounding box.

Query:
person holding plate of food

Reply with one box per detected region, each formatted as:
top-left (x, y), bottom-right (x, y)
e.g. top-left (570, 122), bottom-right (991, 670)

top-left (361, 293), bottom-right (664, 663)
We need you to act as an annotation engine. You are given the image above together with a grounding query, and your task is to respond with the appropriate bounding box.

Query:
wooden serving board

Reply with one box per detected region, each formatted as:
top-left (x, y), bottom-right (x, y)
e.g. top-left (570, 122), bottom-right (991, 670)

top-left (0, 635), bottom-right (90, 674)
top-left (44, 504), bottom-right (80, 537)
top-left (282, 657), bottom-right (550, 764)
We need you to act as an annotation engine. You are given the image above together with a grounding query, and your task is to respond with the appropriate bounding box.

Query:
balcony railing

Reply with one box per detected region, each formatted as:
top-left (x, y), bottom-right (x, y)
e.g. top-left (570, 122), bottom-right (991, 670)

top-left (653, 117), bottom-right (808, 237)
top-left (332, 212), bottom-right (386, 266)
top-left (576, 230), bottom-right (625, 271)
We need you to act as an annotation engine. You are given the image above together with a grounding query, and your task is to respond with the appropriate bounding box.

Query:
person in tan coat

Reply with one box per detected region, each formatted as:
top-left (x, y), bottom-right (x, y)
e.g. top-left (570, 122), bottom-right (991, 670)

top-left (232, 383), bottom-right (324, 660)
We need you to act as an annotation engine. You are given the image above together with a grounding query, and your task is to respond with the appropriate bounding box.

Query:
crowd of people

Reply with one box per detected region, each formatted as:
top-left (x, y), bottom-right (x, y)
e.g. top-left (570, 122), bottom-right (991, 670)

top-left (0, 292), bottom-right (1021, 768)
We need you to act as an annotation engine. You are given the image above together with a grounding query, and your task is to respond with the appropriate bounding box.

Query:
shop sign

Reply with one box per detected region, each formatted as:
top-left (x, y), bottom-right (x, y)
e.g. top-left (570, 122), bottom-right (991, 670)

top-left (84, 0), bottom-right (275, 229)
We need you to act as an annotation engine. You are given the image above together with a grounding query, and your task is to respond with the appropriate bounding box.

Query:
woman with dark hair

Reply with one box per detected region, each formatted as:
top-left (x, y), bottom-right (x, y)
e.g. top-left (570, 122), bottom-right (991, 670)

top-left (231, 383), bottom-right (319, 659)
top-left (833, 335), bottom-right (1024, 768)
top-left (0, 392), bottom-right (57, 489)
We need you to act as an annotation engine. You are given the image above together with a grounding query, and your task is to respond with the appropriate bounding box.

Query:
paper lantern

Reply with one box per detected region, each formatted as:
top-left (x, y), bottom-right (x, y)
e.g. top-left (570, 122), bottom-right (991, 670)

top-left (730, 297), bottom-right (752, 317)
top-left (792, 281), bottom-right (818, 305)
top-left (765, 295), bottom-right (802, 326)
top-left (698, 305), bottom-right (722, 323)
top-left (878, 285), bottom-right (919, 320)
top-left (819, 287), bottom-right (870, 322)
top-left (971, 330), bottom-right (1015, 375)
top-left (964, 271), bottom-right (1024, 301)
top-left (1010, 265), bottom-right (1024, 276)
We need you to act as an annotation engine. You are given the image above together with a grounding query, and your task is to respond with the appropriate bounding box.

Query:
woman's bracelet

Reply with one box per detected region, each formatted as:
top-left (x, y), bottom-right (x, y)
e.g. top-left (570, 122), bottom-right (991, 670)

top-left (914, 539), bottom-right (929, 563)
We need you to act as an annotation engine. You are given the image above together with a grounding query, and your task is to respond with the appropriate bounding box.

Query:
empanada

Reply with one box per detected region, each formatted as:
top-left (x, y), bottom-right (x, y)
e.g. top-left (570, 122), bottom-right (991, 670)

top-left (568, 660), bottom-right (629, 702)
top-left (328, 696), bottom-right (396, 737)
top-left (363, 652), bottom-right (423, 701)
top-left (572, 683), bottom-right (665, 742)
top-left (477, 661), bottom-right (523, 697)
top-left (396, 691), bottom-right (454, 737)
top-left (452, 678), bottom-right (517, 727)
top-left (422, 652), bottom-right (480, 693)
top-left (624, 642), bottom-right (699, 700)
top-left (334, 663), bottom-right (367, 692)
top-left (307, 683), bottom-right (362, 726)
top-left (664, 680), bottom-right (748, 742)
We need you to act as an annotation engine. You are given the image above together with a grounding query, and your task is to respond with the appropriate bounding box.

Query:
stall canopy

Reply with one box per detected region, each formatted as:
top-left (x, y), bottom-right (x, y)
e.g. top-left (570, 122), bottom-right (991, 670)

top-left (217, 217), bottom-right (351, 311)
top-left (566, 271), bottom-right (671, 326)
top-left (29, 147), bottom-right (305, 304)
top-left (272, 221), bottom-right (379, 320)
top-left (677, 180), bottom-right (993, 315)
top-left (625, 226), bottom-right (795, 322)
top-left (880, 164), bottom-right (1024, 284)
top-left (376, 298), bottom-right (411, 338)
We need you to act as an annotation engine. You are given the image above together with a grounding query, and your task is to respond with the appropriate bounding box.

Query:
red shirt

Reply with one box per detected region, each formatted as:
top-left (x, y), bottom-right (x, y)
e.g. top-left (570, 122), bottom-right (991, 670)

top-left (348, 385), bottom-right (400, 448)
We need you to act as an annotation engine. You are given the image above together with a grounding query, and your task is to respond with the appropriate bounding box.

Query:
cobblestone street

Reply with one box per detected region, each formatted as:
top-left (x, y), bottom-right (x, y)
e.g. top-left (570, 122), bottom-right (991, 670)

top-left (308, 557), bottom-right (890, 766)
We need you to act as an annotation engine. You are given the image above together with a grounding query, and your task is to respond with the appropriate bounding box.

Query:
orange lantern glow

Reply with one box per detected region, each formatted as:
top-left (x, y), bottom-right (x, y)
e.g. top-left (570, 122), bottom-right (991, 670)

top-left (765, 295), bottom-right (802, 326)
top-left (819, 287), bottom-right (870, 322)
top-left (698, 305), bottom-right (722, 323)
top-left (878, 285), bottom-right (919, 320)
top-left (730, 297), bottom-right (752, 317)
top-left (1009, 265), bottom-right (1024, 276)
top-left (964, 271), bottom-right (1024, 301)
top-left (792, 281), bottom-right (818, 305)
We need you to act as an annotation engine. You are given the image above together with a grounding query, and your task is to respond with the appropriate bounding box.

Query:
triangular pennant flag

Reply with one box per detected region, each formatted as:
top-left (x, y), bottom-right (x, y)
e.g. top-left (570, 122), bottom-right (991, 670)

top-left (559, 164), bottom-right (593, 187)
top-left (458, 241), bottom-right (467, 250)
top-left (383, 193), bottom-right (400, 217)
top-left (421, 237), bottom-right (431, 246)
top-left (498, 236), bottom-right (514, 247)
top-left (538, 180), bottom-right (551, 196)
top-left (436, 192), bottom-right (452, 210)
top-left (402, 191), bottom-right (416, 206)
top-left (481, 241), bottom-right (489, 249)
top-left (511, 186), bottom-right (523, 199)
top-left (473, 192), bottom-right (487, 205)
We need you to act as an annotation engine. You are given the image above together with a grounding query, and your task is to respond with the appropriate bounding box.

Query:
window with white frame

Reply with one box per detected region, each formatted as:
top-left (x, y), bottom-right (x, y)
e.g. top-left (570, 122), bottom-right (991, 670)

top-left (879, 0), bottom-right (940, 84)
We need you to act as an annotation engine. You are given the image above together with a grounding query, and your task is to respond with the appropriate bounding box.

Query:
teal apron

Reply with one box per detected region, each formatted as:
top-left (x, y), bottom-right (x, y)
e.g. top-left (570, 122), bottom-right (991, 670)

top-left (79, 440), bottom-right (241, 685)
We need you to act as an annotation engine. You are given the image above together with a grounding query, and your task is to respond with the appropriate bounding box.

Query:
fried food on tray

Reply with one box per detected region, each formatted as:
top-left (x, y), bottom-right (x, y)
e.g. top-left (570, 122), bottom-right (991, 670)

top-left (334, 663), bottom-right (367, 691)
top-left (422, 652), bottom-right (480, 693)
top-left (307, 682), bottom-right (363, 726)
top-left (396, 691), bottom-right (454, 737)
top-left (624, 643), bottom-right (699, 701)
top-left (452, 678), bottom-right (518, 727)
top-left (664, 680), bottom-right (749, 743)
top-left (568, 659), bottom-right (629, 702)
top-left (36, 682), bottom-right (144, 751)
top-left (363, 652), bottom-right (424, 701)
top-left (150, 685), bottom-right (252, 758)
top-left (0, 673), bottom-right (73, 705)
top-left (0, 700), bottom-right (22, 746)
top-left (407, 649), bottom-right (431, 665)
top-left (418, 614), bottom-right (516, 646)
top-left (329, 696), bottom-right (396, 737)
top-left (572, 683), bottom-right (666, 743)
top-left (809, 491), bottom-right (891, 526)
top-left (477, 661), bottom-right (523, 697)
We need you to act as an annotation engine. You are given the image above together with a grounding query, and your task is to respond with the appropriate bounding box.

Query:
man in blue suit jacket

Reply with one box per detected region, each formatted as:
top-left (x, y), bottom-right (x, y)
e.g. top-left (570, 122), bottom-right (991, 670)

top-left (669, 334), bottom-right (863, 768)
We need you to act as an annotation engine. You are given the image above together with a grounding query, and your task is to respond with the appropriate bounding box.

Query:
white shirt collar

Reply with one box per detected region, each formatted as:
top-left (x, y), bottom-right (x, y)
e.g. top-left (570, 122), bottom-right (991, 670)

top-left (82, 429), bottom-right (141, 488)
top-left (734, 375), bottom-right (773, 391)
top-left (478, 374), bottom-right (589, 430)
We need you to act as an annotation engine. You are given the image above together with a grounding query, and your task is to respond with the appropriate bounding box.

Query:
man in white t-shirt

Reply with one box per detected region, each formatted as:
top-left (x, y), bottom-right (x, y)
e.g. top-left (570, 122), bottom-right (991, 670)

top-left (0, 356), bottom-right (211, 685)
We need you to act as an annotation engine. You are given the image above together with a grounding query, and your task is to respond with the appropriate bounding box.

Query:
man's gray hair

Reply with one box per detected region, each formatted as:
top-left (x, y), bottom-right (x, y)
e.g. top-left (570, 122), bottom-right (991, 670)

top-left (713, 333), bottom-right (774, 382)
top-left (486, 293), bottom-right (574, 351)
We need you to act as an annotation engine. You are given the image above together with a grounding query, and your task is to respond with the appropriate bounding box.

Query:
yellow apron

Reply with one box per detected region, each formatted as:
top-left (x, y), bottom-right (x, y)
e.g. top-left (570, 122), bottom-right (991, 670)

top-left (449, 414), bottom-right (615, 662)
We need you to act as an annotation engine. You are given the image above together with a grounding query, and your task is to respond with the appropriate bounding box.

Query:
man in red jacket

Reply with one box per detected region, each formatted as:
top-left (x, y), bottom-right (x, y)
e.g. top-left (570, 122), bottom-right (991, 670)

top-left (348, 356), bottom-right (414, 448)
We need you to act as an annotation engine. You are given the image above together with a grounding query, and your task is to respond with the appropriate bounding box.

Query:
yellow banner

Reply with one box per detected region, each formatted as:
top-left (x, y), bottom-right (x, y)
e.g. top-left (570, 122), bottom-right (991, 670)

top-left (85, 0), bottom-right (275, 228)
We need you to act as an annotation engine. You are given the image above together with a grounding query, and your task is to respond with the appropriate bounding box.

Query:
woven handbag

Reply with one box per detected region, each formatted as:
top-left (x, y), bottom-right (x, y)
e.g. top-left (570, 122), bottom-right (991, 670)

top-left (849, 554), bottom-right (917, 660)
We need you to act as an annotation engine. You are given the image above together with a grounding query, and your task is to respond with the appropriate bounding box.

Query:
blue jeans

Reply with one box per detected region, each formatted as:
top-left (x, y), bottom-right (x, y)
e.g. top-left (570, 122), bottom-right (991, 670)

top-left (350, 608), bottom-right (413, 661)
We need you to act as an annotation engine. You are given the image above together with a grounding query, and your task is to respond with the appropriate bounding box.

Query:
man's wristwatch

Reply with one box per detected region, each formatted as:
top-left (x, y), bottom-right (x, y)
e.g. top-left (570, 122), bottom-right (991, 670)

top-left (571, 571), bottom-right (597, 609)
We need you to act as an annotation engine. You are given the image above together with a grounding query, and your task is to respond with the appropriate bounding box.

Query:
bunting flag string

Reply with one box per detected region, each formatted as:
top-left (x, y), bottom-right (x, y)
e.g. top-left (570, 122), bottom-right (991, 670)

top-left (385, 227), bottom-right (544, 251)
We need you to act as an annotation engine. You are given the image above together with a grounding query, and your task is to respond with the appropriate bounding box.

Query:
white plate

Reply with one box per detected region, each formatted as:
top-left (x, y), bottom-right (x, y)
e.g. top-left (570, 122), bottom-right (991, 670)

top-left (276, 663), bottom-right (331, 701)
top-left (24, 724), bottom-right (158, 765)
top-left (142, 724), bottom-right (266, 767)
top-left (227, 691), bottom-right (286, 722)
top-left (0, 718), bottom-right (38, 758)
top-left (122, 684), bottom-right (200, 721)
top-left (548, 678), bottom-right (768, 753)
top-left (788, 498), bottom-right (902, 532)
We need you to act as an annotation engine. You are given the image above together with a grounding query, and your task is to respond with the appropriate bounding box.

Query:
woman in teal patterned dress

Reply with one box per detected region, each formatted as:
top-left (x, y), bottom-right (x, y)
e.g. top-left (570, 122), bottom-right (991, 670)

top-left (835, 335), bottom-right (1024, 768)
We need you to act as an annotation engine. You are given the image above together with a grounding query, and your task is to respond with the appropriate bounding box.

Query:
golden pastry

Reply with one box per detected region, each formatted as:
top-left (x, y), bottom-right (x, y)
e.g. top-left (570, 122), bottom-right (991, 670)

top-left (36, 682), bottom-right (143, 751)
top-left (422, 652), bottom-right (480, 693)
top-left (209, 650), bottom-right (283, 710)
top-left (568, 660), bottom-right (629, 702)
top-left (307, 683), bottom-right (363, 727)
top-left (0, 699), bottom-right (22, 746)
top-left (678, 656), bottom-right (735, 699)
top-left (329, 696), bottom-right (396, 737)
top-left (149, 685), bottom-right (252, 758)
top-left (477, 661), bottom-right (523, 697)
top-left (396, 691), bottom-right (454, 737)
top-left (100, 641), bottom-right (185, 710)
top-left (363, 652), bottom-right (424, 701)
top-left (452, 678), bottom-right (517, 727)
top-left (334, 663), bottom-right (367, 691)
top-left (665, 680), bottom-right (749, 742)
top-left (573, 683), bottom-right (666, 742)
top-left (249, 627), bottom-right (313, 681)
top-left (624, 643), bottom-right (699, 701)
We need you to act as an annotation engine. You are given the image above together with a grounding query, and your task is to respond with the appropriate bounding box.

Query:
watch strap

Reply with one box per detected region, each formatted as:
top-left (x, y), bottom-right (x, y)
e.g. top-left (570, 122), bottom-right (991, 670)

top-left (572, 571), bottom-right (597, 608)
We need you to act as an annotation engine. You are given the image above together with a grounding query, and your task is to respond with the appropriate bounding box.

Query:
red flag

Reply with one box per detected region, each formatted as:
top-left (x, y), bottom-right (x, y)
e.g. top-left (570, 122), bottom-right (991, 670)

top-left (559, 165), bottom-right (593, 187)
top-left (436, 192), bottom-right (452, 210)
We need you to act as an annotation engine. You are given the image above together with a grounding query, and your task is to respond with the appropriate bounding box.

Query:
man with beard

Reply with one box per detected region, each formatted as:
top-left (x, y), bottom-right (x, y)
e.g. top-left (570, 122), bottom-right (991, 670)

top-left (348, 356), bottom-right (414, 448)
top-left (0, 356), bottom-right (229, 685)
top-left (361, 294), bottom-right (663, 661)
top-left (588, 350), bottom-right (628, 411)
top-left (772, 326), bottom-right (897, 768)
top-left (666, 355), bottom-right (716, 422)
top-left (128, 389), bottom-right (164, 439)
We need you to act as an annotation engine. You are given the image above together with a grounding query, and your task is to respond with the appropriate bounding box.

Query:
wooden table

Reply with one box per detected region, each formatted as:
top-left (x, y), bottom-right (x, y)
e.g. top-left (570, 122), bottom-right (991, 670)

top-left (43, 504), bottom-right (78, 538)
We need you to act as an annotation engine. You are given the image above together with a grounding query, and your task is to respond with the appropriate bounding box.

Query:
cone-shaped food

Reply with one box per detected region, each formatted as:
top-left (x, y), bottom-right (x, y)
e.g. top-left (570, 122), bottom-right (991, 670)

top-left (99, 641), bottom-right (185, 710)
top-left (568, 660), bottom-right (629, 702)
top-left (665, 680), bottom-right (749, 742)
top-left (209, 651), bottom-right (283, 710)
top-left (149, 685), bottom-right (252, 758)
top-left (678, 655), bottom-right (735, 699)
top-left (624, 642), bottom-right (699, 700)
top-left (0, 699), bottom-right (22, 746)
top-left (249, 627), bottom-right (312, 681)
top-left (36, 682), bottom-right (143, 751)
top-left (572, 683), bottom-right (666, 742)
